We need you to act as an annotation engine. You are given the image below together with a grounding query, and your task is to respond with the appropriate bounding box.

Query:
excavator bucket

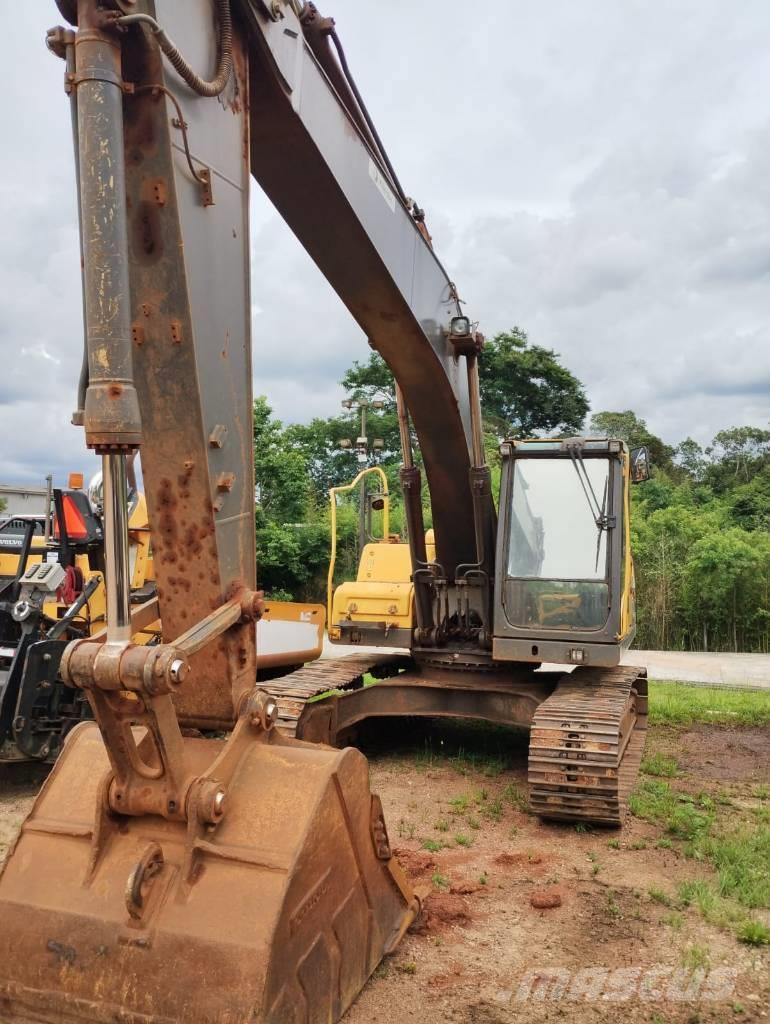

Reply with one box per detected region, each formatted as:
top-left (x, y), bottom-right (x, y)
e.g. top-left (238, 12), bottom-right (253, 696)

top-left (0, 722), bottom-right (418, 1024)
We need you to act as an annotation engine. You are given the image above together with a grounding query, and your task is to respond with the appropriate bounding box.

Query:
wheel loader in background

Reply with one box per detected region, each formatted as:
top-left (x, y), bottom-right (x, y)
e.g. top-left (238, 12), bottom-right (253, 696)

top-left (0, 474), bottom-right (323, 766)
top-left (0, 2), bottom-right (648, 1022)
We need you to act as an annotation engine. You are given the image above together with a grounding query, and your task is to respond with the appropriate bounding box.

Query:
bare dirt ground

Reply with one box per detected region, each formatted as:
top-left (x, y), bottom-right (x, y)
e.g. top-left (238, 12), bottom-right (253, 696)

top-left (1, 721), bottom-right (768, 1024)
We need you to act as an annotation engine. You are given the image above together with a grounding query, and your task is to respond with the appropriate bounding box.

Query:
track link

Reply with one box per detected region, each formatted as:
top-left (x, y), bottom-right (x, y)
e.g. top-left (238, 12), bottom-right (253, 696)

top-left (264, 654), bottom-right (410, 737)
top-left (528, 665), bottom-right (648, 826)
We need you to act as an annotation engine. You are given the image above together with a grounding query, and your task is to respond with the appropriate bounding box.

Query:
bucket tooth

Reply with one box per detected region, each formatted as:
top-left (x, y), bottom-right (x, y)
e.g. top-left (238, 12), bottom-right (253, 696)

top-left (0, 722), bottom-right (417, 1024)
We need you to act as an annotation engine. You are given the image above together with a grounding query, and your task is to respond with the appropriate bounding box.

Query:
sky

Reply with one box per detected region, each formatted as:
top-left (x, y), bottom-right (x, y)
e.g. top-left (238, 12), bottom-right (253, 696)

top-left (1, 1), bottom-right (769, 487)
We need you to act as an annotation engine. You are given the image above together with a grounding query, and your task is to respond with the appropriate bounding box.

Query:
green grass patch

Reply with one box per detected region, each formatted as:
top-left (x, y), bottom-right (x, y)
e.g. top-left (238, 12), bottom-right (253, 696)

top-left (422, 838), bottom-right (449, 853)
top-left (648, 887), bottom-right (673, 907)
top-left (454, 833), bottom-right (473, 848)
top-left (682, 944), bottom-right (710, 971)
top-left (502, 782), bottom-right (529, 813)
top-left (648, 682), bottom-right (770, 727)
top-left (641, 752), bottom-right (680, 777)
top-left (697, 826), bottom-right (770, 908)
top-left (431, 872), bottom-right (449, 889)
top-left (735, 920), bottom-right (770, 946)
top-left (482, 796), bottom-right (504, 822)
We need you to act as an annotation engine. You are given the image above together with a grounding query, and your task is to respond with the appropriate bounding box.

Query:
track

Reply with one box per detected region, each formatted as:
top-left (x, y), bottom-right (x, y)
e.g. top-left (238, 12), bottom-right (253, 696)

top-left (528, 665), bottom-right (648, 826)
top-left (266, 657), bottom-right (648, 826)
top-left (264, 653), bottom-right (410, 737)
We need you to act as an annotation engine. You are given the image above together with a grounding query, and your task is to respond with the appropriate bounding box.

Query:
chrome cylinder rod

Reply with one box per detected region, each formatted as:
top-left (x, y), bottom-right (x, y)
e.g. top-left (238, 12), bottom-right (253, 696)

top-left (466, 356), bottom-right (486, 469)
top-left (102, 452), bottom-right (132, 644)
top-left (395, 383), bottom-right (413, 469)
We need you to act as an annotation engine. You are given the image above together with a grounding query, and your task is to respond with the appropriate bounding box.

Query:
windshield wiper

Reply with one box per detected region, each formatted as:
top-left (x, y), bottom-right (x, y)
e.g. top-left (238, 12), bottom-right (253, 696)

top-left (566, 444), bottom-right (615, 538)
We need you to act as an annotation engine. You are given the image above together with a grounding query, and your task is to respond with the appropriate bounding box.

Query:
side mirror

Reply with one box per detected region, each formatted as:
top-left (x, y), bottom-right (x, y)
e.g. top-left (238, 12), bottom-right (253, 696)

top-left (629, 446), bottom-right (651, 484)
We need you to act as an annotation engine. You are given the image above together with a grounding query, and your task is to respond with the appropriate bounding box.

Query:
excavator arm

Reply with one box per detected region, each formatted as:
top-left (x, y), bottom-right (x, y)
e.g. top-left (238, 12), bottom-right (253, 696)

top-left (64, 0), bottom-right (490, 728)
top-left (0, 5), bottom-right (451, 1021)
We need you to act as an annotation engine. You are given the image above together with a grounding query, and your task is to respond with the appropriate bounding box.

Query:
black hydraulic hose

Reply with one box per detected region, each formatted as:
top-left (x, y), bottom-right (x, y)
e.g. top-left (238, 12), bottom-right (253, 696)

top-left (118, 0), bottom-right (232, 97)
top-left (48, 575), bottom-right (102, 641)
top-left (327, 29), bottom-right (408, 207)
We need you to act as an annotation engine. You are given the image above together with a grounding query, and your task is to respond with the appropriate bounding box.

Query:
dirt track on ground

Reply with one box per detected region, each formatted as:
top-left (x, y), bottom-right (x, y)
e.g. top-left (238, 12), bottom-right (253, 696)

top-left (1, 722), bottom-right (768, 1023)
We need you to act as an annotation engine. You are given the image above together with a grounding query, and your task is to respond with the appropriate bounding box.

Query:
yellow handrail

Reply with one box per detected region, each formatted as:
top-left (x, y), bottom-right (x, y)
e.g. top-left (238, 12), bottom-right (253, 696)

top-left (327, 467), bottom-right (390, 628)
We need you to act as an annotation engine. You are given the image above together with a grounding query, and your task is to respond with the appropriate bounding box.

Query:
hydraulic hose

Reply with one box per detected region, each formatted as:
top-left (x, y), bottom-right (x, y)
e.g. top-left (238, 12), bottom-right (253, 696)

top-left (118, 0), bottom-right (232, 97)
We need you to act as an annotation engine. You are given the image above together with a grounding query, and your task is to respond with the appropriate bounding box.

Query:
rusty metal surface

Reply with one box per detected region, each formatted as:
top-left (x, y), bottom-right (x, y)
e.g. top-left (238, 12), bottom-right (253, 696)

top-left (262, 656), bottom-right (557, 743)
top-left (299, 668), bottom-right (558, 747)
top-left (120, 6), bottom-right (256, 729)
top-left (0, 722), bottom-right (418, 1024)
top-left (528, 666), bottom-right (648, 825)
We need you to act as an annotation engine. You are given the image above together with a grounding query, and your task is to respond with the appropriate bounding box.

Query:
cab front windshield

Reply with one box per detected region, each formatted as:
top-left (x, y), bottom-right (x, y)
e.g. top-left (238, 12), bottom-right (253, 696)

top-left (505, 456), bottom-right (611, 631)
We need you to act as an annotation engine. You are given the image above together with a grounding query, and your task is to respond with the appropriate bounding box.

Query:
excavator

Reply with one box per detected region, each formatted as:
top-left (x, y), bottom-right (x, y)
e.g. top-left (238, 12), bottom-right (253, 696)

top-left (0, 2), bottom-right (649, 1022)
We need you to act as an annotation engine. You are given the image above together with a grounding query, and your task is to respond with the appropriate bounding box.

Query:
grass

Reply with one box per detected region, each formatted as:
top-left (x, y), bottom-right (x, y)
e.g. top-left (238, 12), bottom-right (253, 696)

top-left (482, 796), bottom-right (504, 822)
top-left (735, 920), bottom-right (770, 946)
top-left (648, 887), bottom-right (673, 907)
top-left (431, 872), bottom-right (449, 889)
top-left (629, 779), bottom-right (714, 840)
top-left (698, 826), bottom-right (770, 907)
top-left (632, 765), bottom-right (770, 944)
top-left (394, 962), bottom-right (417, 975)
top-left (502, 781), bottom-right (529, 813)
top-left (422, 838), bottom-right (448, 853)
top-left (648, 682), bottom-right (770, 727)
top-left (454, 833), bottom-right (473, 848)
top-left (606, 892), bottom-right (621, 919)
top-left (642, 752), bottom-right (680, 778)
top-left (682, 944), bottom-right (710, 971)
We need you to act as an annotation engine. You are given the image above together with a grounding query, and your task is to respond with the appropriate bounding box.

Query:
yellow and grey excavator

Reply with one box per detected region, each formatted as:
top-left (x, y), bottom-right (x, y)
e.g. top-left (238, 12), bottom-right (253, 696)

top-left (0, 2), bottom-right (649, 1021)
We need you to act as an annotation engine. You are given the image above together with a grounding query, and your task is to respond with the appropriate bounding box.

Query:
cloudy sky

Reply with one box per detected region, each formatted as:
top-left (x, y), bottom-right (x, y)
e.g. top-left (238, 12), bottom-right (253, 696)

top-left (2, 1), bottom-right (769, 486)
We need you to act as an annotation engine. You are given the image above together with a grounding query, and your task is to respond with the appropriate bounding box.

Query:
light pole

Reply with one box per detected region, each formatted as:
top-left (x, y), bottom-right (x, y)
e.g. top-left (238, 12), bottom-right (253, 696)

top-left (339, 397), bottom-right (386, 555)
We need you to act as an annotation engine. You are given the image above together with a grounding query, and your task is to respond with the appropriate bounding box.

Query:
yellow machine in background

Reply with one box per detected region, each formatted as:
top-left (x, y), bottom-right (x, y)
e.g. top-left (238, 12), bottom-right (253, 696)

top-left (1, 477), bottom-right (323, 763)
top-left (328, 466), bottom-right (434, 648)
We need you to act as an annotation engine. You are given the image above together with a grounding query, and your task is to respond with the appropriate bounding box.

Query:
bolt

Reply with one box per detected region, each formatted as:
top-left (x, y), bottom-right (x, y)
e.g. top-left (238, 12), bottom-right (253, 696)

top-left (213, 789), bottom-right (226, 816)
top-left (169, 658), bottom-right (187, 684)
top-left (265, 699), bottom-right (278, 727)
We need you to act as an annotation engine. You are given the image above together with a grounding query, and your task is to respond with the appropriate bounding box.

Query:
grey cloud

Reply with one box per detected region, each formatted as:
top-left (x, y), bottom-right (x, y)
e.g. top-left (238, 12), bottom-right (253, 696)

top-left (2, 1), bottom-right (770, 486)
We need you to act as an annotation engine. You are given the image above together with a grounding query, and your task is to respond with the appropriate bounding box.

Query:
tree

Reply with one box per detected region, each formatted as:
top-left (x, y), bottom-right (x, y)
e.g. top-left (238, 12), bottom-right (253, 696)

top-left (589, 410), bottom-right (675, 473)
top-left (478, 328), bottom-right (588, 438)
top-left (683, 529), bottom-right (761, 652)
top-left (705, 426), bottom-right (770, 490)
top-left (253, 397), bottom-right (310, 527)
top-left (728, 465), bottom-right (770, 532)
top-left (674, 437), bottom-right (708, 482)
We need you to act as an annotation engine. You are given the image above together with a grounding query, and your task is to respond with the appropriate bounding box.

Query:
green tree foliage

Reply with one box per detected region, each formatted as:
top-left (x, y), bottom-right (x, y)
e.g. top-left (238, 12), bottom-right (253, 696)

top-left (478, 327), bottom-right (588, 438)
top-left (254, 338), bottom-right (769, 655)
top-left (590, 410), bottom-right (675, 473)
top-left (705, 426), bottom-right (770, 491)
top-left (631, 423), bottom-right (770, 653)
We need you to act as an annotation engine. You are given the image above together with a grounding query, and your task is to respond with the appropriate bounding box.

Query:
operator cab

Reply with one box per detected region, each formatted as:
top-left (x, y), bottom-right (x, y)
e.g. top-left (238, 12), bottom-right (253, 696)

top-left (493, 437), bottom-right (649, 668)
